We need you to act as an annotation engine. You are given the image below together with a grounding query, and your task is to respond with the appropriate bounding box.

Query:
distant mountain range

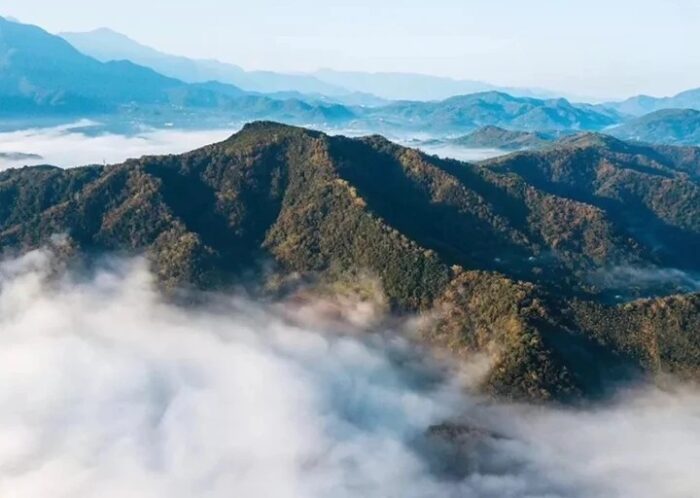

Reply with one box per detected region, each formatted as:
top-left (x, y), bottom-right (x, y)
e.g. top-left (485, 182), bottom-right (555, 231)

top-left (60, 28), bottom-right (352, 97)
top-left (83, 26), bottom-right (700, 112)
top-left (0, 16), bottom-right (258, 115)
top-left (607, 88), bottom-right (700, 116)
top-left (0, 16), bottom-right (625, 135)
top-left (425, 117), bottom-right (700, 154)
top-left (2, 121), bottom-right (698, 401)
top-left (308, 68), bottom-right (569, 101)
top-left (364, 92), bottom-right (621, 133)
top-left (7, 16), bottom-right (700, 145)
top-left (0, 16), bottom-right (360, 125)
top-left (59, 27), bottom-right (572, 102)
top-left (608, 108), bottom-right (700, 145)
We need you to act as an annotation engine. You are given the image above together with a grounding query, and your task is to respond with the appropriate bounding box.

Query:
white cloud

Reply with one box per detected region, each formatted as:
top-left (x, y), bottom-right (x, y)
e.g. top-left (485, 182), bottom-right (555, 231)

top-left (0, 121), bottom-right (509, 173)
top-left (0, 121), bottom-right (234, 170)
top-left (412, 143), bottom-right (506, 162)
top-left (0, 119), bottom-right (504, 170)
top-left (589, 265), bottom-right (700, 299)
top-left (0, 250), bottom-right (698, 498)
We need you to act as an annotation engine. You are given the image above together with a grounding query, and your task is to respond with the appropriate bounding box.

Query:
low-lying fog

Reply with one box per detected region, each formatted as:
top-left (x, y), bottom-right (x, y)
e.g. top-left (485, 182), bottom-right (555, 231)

top-left (0, 121), bottom-right (234, 170)
top-left (402, 141), bottom-right (507, 162)
top-left (0, 120), bottom-right (508, 170)
top-left (0, 249), bottom-right (698, 498)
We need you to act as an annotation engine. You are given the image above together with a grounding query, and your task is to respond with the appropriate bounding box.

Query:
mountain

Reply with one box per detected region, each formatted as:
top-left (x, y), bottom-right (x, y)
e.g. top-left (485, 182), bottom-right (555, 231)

top-left (60, 28), bottom-right (353, 97)
top-left (607, 108), bottom-right (700, 145)
top-left (264, 90), bottom-right (389, 108)
top-left (0, 16), bottom-right (250, 115)
top-left (0, 17), bottom-right (366, 128)
top-left (484, 133), bottom-right (700, 274)
top-left (609, 88), bottom-right (700, 116)
top-left (220, 94), bottom-right (357, 124)
top-left (59, 28), bottom-right (577, 102)
top-left (1, 19), bottom-right (627, 135)
top-left (451, 126), bottom-right (554, 150)
top-left (312, 69), bottom-right (576, 101)
top-left (366, 92), bottom-right (621, 133)
top-left (1, 121), bottom-right (698, 401)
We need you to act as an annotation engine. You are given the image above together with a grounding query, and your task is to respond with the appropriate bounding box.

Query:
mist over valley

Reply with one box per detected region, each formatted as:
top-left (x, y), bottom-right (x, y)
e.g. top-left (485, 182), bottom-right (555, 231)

top-left (0, 5), bottom-right (699, 497)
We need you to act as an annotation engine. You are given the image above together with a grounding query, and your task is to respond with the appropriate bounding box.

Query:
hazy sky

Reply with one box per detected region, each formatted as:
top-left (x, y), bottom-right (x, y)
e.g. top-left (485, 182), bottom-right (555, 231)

top-left (3, 0), bottom-right (700, 99)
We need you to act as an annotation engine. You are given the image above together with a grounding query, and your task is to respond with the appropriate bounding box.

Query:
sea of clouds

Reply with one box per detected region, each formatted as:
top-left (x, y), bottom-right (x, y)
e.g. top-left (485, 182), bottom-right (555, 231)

top-left (0, 121), bottom-right (234, 170)
top-left (0, 120), bottom-right (508, 171)
top-left (0, 249), bottom-right (698, 498)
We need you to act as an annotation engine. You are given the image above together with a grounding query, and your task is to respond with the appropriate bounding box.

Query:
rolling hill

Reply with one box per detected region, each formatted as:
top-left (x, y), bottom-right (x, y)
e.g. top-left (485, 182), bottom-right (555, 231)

top-left (451, 125), bottom-right (554, 150)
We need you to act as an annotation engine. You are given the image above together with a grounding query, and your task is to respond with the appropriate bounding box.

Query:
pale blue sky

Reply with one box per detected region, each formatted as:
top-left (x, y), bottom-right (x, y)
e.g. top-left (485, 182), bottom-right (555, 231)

top-left (3, 0), bottom-right (700, 99)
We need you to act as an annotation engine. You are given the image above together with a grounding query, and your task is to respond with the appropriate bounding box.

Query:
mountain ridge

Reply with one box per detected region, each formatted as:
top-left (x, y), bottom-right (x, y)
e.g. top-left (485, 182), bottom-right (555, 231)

top-left (60, 27), bottom-right (353, 97)
top-left (608, 108), bottom-right (700, 145)
top-left (59, 27), bottom-right (576, 101)
top-left (365, 92), bottom-right (622, 133)
top-left (1, 120), bottom-right (698, 401)
top-left (0, 17), bottom-right (629, 136)
top-left (451, 125), bottom-right (554, 150)
top-left (0, 17), bottom-right (362, 127)
top-left (0, 16), bottom-right (248, 114)
top-left (607, 88), bottom-right (700, 116)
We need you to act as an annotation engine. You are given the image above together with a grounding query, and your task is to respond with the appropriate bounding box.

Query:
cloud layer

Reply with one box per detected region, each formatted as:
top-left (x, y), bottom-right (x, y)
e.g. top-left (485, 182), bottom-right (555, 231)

top-left (0, 120), bottom-right (511, 172)
top-left (0, 251), bottom-right (698, 498)
top-left (0, 121), bottom-right (233, 170)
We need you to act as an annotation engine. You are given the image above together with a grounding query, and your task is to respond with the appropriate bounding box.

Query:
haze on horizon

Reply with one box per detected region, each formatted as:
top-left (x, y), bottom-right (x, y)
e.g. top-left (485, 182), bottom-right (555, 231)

top-left (2, 0), bottom-right (700, 101)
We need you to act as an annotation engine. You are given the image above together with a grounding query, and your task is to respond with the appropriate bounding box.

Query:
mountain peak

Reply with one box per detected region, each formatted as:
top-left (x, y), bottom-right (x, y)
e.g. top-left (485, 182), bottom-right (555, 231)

top-left (60, 26), bottom-right (154, 54)
top-left (556, 132), bottom-right (628, 150)
top-left (226, 121), bottom-right (325, 144)
top-left (452, 125), bottom-right (551, 150)
top-left (239, 120), bottom-right (319, 134)
top-left (83, 27), bottom-right (134, 41)
top-left (479, 124), bottom-right (510, 133)
top-left (444, 91), bottom-right (518, 104)
top-left (89, 27), bottom-right (123, 35)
